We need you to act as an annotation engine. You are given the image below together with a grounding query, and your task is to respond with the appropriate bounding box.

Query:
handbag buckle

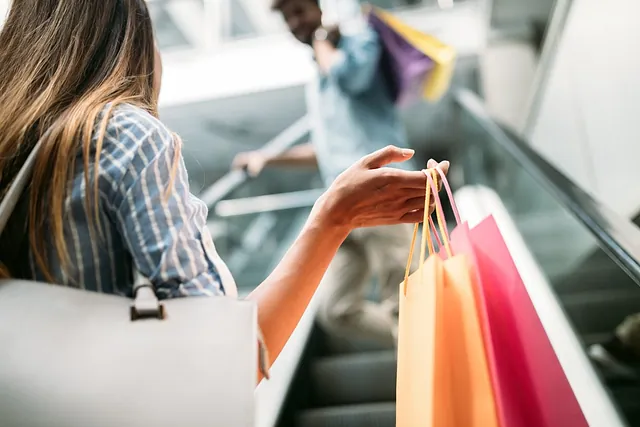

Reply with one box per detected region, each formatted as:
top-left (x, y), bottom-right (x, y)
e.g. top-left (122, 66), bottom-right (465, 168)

top-left (130, 284), bottom-right (165, 321)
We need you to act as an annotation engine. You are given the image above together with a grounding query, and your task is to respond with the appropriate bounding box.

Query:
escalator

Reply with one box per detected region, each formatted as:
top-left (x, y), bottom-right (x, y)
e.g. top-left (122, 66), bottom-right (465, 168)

top-left (455, 89), bottom-right (640, 426)
top-left (289, 89), bottom-right (640, 427)
top-left (203, 89), bottom-right (640, 426)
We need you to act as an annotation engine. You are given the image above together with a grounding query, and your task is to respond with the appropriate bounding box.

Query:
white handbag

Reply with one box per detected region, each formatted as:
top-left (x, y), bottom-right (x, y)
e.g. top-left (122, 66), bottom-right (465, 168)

top-left (0, 135), bottom-right (269, 427)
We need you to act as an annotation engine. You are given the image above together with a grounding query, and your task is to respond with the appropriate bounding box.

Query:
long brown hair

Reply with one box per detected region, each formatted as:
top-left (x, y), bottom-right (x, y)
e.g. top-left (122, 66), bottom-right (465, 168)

top-left (0, 0), bottom-right (159, 281)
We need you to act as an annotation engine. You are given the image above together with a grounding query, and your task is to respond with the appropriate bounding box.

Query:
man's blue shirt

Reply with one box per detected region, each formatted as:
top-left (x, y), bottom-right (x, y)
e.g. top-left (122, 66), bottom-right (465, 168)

top-left (310, 21), bottom-right (412, 186)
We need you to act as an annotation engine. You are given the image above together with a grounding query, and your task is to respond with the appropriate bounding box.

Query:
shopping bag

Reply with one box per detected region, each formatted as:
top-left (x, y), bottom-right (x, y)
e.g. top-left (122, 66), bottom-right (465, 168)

top-left (365, 5), bottom-right (456, 104)
top-left (452, 217), bottom-right (588, 427)
top-left (396, 169), bottom-right (498, 427)
top-left (366, 8), bottom-right (434, 107)
top-left (428, 167), bottom-right (588, 426)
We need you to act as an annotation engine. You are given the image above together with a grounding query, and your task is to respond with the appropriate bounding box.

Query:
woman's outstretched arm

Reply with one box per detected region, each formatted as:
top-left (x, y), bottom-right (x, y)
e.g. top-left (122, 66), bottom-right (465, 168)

top-left (248, 146), bottom-right (449, 382)
top-left (248, 212), bottom-right (347, 382)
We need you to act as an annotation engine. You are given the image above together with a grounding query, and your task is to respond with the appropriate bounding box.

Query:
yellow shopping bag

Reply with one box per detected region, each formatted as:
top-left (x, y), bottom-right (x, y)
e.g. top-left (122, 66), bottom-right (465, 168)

top-left (367, 6), bottom-right (456, 102)
top-left (396, 169), bottom-right (499, 427)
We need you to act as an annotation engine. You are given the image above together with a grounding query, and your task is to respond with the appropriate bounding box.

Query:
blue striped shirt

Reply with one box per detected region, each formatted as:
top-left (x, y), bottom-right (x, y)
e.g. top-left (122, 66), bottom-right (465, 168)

top-left (29, 104), bottom-right (237, 299)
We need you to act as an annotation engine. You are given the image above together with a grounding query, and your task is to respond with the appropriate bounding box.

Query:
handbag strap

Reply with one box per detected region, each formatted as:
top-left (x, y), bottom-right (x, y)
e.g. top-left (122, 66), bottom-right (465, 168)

top-left (0, 137), bottom-right (46, 235)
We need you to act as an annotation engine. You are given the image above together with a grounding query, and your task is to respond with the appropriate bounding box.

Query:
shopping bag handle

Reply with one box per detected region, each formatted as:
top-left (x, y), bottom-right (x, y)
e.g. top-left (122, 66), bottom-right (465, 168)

top-left (421, 165), bottom-right (462, 248)
top-left (402, 168), bottom-right (453, 294)
top-left (426, 169), bottom-right (452, 257)
top-left (431, 166), bottom-right (460, 224)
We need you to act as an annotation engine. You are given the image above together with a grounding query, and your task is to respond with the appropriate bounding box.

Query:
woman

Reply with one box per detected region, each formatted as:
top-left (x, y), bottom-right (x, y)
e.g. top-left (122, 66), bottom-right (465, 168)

top-left (0, 0), bottom-right (447, 379)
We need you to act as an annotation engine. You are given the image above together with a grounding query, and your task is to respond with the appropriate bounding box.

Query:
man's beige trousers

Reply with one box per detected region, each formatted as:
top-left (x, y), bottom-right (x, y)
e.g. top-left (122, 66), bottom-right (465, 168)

top-left (316, 223), bottom-right (418, 347)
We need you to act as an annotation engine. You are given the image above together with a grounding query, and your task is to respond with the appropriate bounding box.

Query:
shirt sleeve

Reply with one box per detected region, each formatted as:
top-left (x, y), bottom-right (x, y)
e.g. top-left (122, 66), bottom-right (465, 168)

top-left (328, 25), bottom-right (382, 95)
top-left (101, 110), bottom-right (232, 299)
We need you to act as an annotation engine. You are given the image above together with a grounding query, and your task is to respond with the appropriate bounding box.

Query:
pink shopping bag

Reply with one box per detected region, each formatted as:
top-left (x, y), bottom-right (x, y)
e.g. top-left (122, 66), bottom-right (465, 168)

top-left (426, 168), bottom-right (588, 427)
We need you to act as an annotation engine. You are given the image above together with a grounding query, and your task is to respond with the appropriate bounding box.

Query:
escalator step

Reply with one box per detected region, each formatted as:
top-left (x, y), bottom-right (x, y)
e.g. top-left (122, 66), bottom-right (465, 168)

top-left (311, 351), bottom-right (396, 406)
top-left (297, 402), bottom-right (395, 427)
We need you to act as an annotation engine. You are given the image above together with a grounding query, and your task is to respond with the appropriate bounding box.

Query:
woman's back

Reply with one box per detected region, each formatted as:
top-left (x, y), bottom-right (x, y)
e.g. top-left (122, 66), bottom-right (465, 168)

top-left (3, 103), bottom-right (235, 298)
top-left (0, 0), bottom-right (234, 297)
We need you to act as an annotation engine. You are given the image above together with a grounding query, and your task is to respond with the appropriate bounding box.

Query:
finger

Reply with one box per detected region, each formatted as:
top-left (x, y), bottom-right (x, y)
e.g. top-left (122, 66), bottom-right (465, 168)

top-left (361, 145), bottom-right (415, 169)
top-left (433, 161), bottom-right (450, 191)
top-left (231, 157), bottom-right (244, 169)
top-left (233, 162), bottom-right (248, 171)
top-left (376, 169), bottom-right (429, 189)
top-left (399, 208), bottom-right (425, 223)
top-left (423, 168), bottom-right (443, 192)
top-left (426, 159), bottom-right (450, 174)
top-left (423, 160), bottom-right (450, 190)
top-left (247, 162), bottom-right (261, 177)
top-left (384, 187), bottom-right (430, 200)
top-left (403, 196), bottom-right (428, 211)
top-left (438, 160), bottom-right (450, 175)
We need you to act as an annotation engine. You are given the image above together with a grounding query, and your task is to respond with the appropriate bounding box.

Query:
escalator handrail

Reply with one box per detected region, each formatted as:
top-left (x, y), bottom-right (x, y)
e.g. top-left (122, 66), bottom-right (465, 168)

top-left (199, 115), bottom-right (311, 208)
top-left (214, 188), bottom-right (323, 217)
top-left (455, 88), bottom-right (640, 287)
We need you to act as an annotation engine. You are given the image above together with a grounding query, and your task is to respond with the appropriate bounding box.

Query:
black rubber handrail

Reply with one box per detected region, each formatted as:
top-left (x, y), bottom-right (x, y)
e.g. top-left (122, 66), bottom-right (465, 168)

top-left (455, 88), bottom-right (640, 286)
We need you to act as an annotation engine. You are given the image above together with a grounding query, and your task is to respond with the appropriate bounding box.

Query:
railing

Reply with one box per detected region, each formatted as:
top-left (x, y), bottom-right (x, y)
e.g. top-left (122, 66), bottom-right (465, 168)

top-left (455, 87), bottom-right (636, 427)
top-left (199, 114), bottom-right (311, 208)
top-left (456, 88), bottom-right (640, 287)
top-left (215, 188), bottom-right (323, 217)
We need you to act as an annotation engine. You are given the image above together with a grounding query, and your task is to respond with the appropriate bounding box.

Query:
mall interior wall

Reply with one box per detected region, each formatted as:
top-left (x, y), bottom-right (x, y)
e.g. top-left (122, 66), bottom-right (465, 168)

top-left (526, 0), bottom-right (640, 218)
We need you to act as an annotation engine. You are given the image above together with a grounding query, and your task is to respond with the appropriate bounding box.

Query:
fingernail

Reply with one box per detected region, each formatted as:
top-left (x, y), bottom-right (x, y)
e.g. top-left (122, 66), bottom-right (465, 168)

top-left (402, 149), bottom-right (415, 157)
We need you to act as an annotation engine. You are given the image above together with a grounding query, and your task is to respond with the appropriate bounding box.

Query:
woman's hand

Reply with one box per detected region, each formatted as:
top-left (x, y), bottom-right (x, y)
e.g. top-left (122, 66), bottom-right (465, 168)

top-left (312, 145), bottom-right (450, 231)
top-left (250, 145), bottom-right (449, 383)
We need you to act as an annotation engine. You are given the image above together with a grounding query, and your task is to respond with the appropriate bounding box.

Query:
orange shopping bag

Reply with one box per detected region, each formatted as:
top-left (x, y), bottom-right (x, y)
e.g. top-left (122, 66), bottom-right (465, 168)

top-left (396, 169), bottom-right (498, 427)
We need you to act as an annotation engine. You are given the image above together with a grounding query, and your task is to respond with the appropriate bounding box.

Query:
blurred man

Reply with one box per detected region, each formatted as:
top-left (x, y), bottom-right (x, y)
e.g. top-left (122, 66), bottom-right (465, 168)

top-left (233, 0), bottom-right (448, 347)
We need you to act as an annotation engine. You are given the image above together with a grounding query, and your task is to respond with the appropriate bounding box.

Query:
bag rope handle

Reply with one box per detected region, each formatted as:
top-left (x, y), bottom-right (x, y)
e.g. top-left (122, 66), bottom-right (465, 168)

top-left (402, 166), bottom-right (459, 294)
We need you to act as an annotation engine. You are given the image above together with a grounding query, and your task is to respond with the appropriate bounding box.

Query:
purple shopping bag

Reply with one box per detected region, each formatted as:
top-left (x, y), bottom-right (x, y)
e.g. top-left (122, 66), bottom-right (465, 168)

top-left (367, 9), bottom-right (434, 107)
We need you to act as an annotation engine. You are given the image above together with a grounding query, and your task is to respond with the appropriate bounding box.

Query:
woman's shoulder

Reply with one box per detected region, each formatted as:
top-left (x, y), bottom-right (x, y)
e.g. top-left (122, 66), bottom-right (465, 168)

top-left (101, 103), bottom-right (173, 145)
top-left (96, 103), bottom-right (178, 181)
top-left (99, 103), bottom-right (175, 158)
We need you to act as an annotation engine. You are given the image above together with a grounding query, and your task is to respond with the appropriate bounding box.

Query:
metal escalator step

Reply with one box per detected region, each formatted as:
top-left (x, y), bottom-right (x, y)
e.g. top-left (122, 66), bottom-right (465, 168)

top-left (297, 402), bottom-right (395, 427)
top-left (311, 351), bottom-right (396, 406)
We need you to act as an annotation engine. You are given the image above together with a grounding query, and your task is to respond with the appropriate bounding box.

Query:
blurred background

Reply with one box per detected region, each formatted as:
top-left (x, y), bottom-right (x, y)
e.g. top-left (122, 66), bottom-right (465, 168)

top-left (140, 0), bottom-right (550, 290)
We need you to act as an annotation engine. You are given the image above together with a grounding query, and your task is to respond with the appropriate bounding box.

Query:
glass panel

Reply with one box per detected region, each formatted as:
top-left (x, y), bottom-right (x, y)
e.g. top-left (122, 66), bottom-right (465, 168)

top-left (202, 162), bottom-right (322, 295)
top-left (457, 104), bottom-right (640, 425)
top-left (211, 205), bottom-right (312, 296)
